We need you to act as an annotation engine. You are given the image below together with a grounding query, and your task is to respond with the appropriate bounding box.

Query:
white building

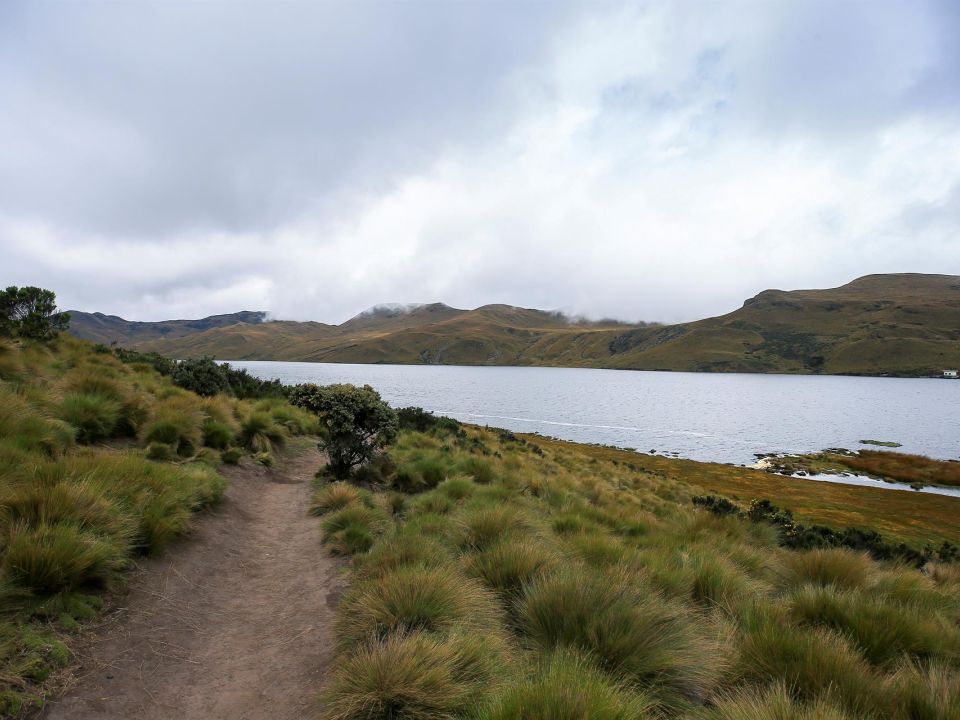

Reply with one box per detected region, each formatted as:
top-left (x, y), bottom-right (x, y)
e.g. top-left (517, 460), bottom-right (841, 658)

top-left (945, 369), bottom-right (959, 378)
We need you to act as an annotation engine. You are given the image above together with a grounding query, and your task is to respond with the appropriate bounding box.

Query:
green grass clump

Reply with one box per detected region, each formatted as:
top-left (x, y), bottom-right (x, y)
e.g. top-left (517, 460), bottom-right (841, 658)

top-left (145, 441), bottom-right (176, 461)
top-left (477, 650), bottom-right (654, 720)
top-left (734, 608), bottom-right (881, 716)
top-left (355, 533), bottom-right (450, 579)
top-left (322, 506), bottom-right (388, 556)
top-left (336, 565), bottom-right (502, 648)
top-left (466, 537), bottom-right (557, 598)
top-left (221, 447), bottom-right (243, 465)
top-left (312, 482), bottom-right (364, 515)
top-left (239, 411), bottom-right (287, 453)
top-left (517, 566), bottom-right (724, 708)
top-left (772, 548), bottom-right (874, 591)
top-left (201, 419), bottom-right (234, 449)
top-left (2, 521), bottom-right (128, 593)
top-left (788, 584), bottom-right (958, 667)
top-left (322, 630), bottom-right (508, 720)
top-left (451, 505), bottom-right (532, 551)
top-left (705, 682), bottom-right (855, 720)
top-left (59, 392), bottom-right (120, 443)
top-left (885, 660), bottom-right (960, 720)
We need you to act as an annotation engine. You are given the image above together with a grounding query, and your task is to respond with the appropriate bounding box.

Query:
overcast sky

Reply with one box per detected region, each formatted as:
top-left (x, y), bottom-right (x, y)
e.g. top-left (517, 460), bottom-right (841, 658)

top-left (2, 1), bottom-right (958, 323)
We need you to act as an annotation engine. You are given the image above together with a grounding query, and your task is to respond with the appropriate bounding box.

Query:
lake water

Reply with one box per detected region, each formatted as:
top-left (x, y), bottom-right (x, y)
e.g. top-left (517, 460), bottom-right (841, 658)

top-left (228, 361), bottom-right (960, 467)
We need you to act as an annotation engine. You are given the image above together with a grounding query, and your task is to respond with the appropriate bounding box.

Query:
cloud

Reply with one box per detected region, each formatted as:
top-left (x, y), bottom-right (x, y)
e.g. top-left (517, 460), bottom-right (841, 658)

top-left (1, 0), bottom-right (958, 323)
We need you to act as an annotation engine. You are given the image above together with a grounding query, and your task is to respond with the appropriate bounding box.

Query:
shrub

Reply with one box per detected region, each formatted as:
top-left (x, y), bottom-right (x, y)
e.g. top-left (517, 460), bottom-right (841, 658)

top-left (145, 441), bottom-right (175, 461)
top-left (517, 566), bottom-right (723, 707)
top-left (254, 451), bottom-right (274, 467)
top-left (0, 286), bottom-right (70, 339)
top-left (59, 392), bottom-right (120, 443)
top-left (336, 565), bottom-right (502, 649)
top-left (170, 357), bottom-right (231, 397)
top-left (321, 630), bottom-right (506, 720)
top-left (477, 649), bottom-right (653, 720)
top-left (2, 522), bottom-right (127, 593)
top-left (290, 383), bottom-right (398, 479)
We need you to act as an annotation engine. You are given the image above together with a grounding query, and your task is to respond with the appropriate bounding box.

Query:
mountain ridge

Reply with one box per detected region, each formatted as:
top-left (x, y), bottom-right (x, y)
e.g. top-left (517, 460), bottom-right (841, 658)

top-left (67, 273), bottom-right (960, 376)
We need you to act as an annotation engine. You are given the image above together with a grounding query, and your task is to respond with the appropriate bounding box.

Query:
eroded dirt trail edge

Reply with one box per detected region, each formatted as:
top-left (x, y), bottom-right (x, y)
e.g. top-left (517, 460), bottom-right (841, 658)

top-left (43, 446), bottom-right (341, 720)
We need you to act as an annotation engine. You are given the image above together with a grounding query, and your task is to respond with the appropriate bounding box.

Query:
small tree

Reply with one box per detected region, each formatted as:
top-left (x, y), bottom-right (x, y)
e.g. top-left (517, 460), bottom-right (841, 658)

top-left (0, 286), bottom-right (70, 339)
top-left (290, 383), bottom-right (398, 480)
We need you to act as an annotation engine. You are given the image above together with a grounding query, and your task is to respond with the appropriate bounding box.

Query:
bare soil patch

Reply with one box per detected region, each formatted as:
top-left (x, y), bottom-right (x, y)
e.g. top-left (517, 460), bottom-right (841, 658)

top-left (42, 445), bottom-right (340, 720)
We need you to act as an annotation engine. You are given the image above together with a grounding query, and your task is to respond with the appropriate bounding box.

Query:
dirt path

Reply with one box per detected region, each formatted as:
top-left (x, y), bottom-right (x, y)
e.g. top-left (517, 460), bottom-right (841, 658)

top-left (43, 445), bottom-right (341, 720)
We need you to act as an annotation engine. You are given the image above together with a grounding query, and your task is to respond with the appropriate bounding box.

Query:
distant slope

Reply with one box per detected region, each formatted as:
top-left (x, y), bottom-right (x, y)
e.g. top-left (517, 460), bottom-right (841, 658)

top-left (70, 274), bottom-right (960, 376)
top-left (68, 310), bottom-right (268, 345)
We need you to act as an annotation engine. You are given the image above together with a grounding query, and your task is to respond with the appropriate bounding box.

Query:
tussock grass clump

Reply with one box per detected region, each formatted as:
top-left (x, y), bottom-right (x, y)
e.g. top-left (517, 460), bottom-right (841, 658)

top-left (322, 630), bottom-right (508, 720)
top-left (466, 536), bottom-right (558, 598)
top-left (336, 565), bottom-right (502, 648)
top-left (451, 505), bottom-right (533, 551)
top-left (239, 411), bottom-right (287, 453)
top-left (355, 533), bottom-right (450, 579)
top-left (322, 505), bottom-right (388, 555)
top-left (2, 522), bottom-right (127, 593)
top-left (477, 649), bottom-right (654, 720)
top-left (201, 419), bottom-right (234, 450)
top-left (705, 682), bottom-right (855, 720)
top-left (518, 566), bottom-right (725, 707)
top-left (254, 399), bottom-right (318, 435)
top-left (221, 447), bottom-right (243, 465)
top-left (885, 660), bottom-right (960, 720)
top-left (0, 391), bottom-right (75, 457)
top-left (145, 441), bottom-right (175, 461)
top-left (1, 480), bottom-right (131, 545)
top-left (552, 511), bottom-right (599, 535)
top-left (734, 608), bottom-right (881, 716)
top-left (141, 398), bottom-right (204, 457)
top-left (312, 482), bottom-right (364, 516)
top-left (772, 548), bottom-right (873, 591)
top-left (436, 475), bottom-right (475, 501)
top-left (59, 392), bottom-right (120, 443)
top-left (788, 584), bottom-right (958, 666)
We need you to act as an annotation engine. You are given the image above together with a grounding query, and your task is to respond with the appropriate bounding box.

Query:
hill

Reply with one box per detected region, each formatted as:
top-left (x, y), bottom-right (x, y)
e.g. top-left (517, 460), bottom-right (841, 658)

top-left (68, 310), bottom-right (269, 345)
top-left (68, 273), bottom-right (960, 376)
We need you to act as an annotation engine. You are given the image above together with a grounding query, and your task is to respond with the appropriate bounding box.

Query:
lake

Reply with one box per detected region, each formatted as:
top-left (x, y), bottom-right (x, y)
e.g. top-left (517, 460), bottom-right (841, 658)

top-left (228, 361), bottom-right (960, 467)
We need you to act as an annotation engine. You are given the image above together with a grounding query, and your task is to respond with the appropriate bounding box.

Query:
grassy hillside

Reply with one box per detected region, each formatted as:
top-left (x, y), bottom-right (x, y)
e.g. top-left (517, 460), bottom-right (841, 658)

top-left (67, 310), bottom-right (269, 345)
top-left (71, 273), bottom-right (960, 377)
top-left (0, 336), bottom-right (317, 715)
top-left (310, 418), bottom-right (960, 719)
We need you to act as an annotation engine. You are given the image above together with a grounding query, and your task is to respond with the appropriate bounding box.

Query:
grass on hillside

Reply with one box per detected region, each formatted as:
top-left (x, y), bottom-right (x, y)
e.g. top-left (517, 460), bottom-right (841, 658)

top-left (312, 419), bottom-right (960, 720)
top-left (0, 336), bottom-right (318, 716)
